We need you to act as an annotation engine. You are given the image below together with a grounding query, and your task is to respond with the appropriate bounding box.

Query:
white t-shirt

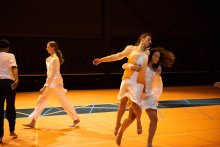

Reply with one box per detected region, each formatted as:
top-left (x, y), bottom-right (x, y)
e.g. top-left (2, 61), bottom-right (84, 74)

top-left (0, 52), bottom-right (17, 81)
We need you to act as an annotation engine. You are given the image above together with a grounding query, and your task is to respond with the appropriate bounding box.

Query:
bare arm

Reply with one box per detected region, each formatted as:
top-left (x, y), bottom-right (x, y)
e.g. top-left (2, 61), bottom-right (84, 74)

top-left (11, 66), bottom-right (19, 90)
top-left (93, 45), bottom-right (134, 65)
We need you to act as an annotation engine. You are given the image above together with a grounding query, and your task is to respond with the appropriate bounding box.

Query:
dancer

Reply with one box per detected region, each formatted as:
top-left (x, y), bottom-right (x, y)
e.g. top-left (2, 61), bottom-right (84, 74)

top-left (93, 33), bottom-right (152, 135)
top-left (117, 47), bottom-right (175, 146)
top-left (23, 41), bottom-right (80, 128)
top-left (0, 39), bottom-right (19, 143)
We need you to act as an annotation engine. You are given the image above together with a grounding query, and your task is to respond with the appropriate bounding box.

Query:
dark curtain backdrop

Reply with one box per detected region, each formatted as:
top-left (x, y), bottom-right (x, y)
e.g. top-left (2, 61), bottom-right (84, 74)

top-left (0, 0), bottom-right (218, 87)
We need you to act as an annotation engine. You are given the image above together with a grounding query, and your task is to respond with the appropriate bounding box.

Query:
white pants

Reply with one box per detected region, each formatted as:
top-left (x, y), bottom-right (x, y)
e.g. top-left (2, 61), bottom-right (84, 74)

top-left (29, 87), bottom-right (79, 121)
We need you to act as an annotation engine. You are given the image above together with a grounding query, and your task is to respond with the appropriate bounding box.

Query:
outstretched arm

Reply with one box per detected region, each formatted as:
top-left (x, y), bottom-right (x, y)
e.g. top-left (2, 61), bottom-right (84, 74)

top-left (93, 46), bottom-right (134, 65)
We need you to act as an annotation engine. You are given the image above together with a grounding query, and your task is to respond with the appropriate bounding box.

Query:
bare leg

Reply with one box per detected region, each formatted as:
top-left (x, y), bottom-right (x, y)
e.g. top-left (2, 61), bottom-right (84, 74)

top-left (116, 108), bottom-right (136, 146)
top-left (146, 109), bottom-right (158, 147)
top-left (114, 97), bottom-right (128, 136)
top-left (131, 101), bottom-right (142, 134)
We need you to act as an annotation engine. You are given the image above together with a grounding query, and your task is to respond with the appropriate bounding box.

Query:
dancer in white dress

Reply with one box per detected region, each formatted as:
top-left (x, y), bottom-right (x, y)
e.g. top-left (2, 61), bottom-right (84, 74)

top-left (93, 33), bottom-right (152, 135)
top-left (117, 47), bottom-right (175, 146)
top-left (23, 41), bottom-right (80, 128)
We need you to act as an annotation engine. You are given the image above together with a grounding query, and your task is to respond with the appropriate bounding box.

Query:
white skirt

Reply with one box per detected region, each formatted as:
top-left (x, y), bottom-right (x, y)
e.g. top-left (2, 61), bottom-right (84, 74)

top-left (117, 79), bottom-right (144, 106)
top-left (140, 94), bottom-right (158, 110)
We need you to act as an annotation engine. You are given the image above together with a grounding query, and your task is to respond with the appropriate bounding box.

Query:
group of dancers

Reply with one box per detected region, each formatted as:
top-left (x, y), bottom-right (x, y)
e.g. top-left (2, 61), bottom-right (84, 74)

top-left (0, 33), bottom-right (176, 147)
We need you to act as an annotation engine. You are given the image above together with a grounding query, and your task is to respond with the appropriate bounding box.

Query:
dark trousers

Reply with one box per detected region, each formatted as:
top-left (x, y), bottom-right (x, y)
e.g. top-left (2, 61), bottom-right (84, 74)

top-left (0, 79), bottom-right (16, 137)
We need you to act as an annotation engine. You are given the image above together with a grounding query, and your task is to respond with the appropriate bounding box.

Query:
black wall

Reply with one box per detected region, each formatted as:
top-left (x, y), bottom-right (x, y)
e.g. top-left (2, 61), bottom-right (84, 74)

top-left (0, 0), bottom-right (217, 91)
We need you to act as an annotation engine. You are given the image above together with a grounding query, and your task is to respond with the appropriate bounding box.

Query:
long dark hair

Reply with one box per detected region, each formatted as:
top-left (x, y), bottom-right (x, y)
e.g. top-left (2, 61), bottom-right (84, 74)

top-left (48, 41), bottom-right (64, 64)
top-left (149, 47), bottom-right (175, 70)
top-left (135, 33), bottom-right (152, 46)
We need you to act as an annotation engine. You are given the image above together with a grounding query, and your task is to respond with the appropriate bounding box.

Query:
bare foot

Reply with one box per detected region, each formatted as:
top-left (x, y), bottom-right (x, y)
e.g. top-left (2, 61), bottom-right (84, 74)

top-left (137, 124), bottom-right (142, 135)
top-left (70, 119), bottom-right (80, 127)
top-left (10, 132), bottom-right (18, 138)
top-left (22, 120), bottom-right (36, 128)
top-left (22, 123), bottom-right (35, 128)
top-left (116, 134), bottom-right (122, 146)
top-left (114, 123), bottom-right (121, 136)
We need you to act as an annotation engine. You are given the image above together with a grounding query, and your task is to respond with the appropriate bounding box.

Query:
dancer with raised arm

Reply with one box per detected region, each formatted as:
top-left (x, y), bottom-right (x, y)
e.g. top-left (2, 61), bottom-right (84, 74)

top-left (23, 41), bottom-right (80, 128)
top-left (118, 47), bottom-right (175, 146)
top-left (93, 33), bottom-right (152, 135)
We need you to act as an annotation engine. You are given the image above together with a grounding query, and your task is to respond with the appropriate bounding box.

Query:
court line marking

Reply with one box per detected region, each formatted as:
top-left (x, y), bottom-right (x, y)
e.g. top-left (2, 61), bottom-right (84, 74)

top-left (16, 111), bottom-right (29, 116)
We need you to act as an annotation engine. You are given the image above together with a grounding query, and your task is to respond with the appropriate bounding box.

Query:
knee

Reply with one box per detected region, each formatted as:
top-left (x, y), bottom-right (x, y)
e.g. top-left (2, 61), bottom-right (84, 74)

top-left (131, 102), bottom-right (140, 110)
top-left (120, 98), bottom-right (128, 106)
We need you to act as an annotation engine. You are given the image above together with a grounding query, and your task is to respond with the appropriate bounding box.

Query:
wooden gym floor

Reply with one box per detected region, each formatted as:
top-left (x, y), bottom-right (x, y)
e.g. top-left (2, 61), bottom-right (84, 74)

top-left (1, 86), bottom-right (220, 147)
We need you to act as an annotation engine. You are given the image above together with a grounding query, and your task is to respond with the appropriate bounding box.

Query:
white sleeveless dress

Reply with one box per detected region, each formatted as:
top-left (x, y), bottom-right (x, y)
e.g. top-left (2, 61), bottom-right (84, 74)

top-left (140, 67), bottom-right (163, 110)
top-left (118, 53), bottom-right (144, 106)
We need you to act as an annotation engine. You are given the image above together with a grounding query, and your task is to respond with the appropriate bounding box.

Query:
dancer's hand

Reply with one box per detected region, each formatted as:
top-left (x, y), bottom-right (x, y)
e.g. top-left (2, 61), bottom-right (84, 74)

top-left (39, 86), bottom-right (46, 94)
top-left (93, 58), bottom-right (102, 66)
top-left (156, 65), bottom-right (162, 75)
top-left (141, 92), bottom-right (148, 99)
top-left (131, 64), bottom-right (141, 72)
top-left (11, 79), bottom-right (19, 90)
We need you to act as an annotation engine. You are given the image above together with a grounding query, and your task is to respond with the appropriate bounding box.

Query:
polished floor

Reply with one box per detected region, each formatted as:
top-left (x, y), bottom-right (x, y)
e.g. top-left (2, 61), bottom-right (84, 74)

top-left (1, 86), bottom-right (220, 147)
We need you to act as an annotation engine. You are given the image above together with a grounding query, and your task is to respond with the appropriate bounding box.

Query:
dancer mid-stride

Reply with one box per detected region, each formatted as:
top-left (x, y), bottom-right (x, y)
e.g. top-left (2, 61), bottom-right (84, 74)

top-left (23, 41), bottom-right (80, 128)
top-left (93, 33), bottom-right (152, 135)
top-left (118, 47), bottom-right (175, 146)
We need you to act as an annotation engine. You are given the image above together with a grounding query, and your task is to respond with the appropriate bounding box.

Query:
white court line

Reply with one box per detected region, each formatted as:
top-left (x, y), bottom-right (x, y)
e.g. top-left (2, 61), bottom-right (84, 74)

top-left (16, 111), bottom-right (29, 116)
top-left (43, 110), bottom-right (65, 116)
top-left (183, 99), bottom-right (191, 104)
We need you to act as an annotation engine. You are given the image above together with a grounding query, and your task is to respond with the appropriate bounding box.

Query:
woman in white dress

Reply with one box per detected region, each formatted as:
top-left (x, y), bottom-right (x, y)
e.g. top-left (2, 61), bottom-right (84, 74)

top-left (93, 33), bottom-right (152, 135)
top-left (23, 41), bottom-right (80, 128)
top-left (117, 47), bottom-right (175, 146)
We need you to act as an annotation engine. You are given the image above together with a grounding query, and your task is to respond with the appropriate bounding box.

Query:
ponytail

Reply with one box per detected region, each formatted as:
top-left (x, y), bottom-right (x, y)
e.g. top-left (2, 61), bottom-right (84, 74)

top-left (56, 49), bottom-right (65, 64)
top-left (48, 41), bottom-right (65, 65)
